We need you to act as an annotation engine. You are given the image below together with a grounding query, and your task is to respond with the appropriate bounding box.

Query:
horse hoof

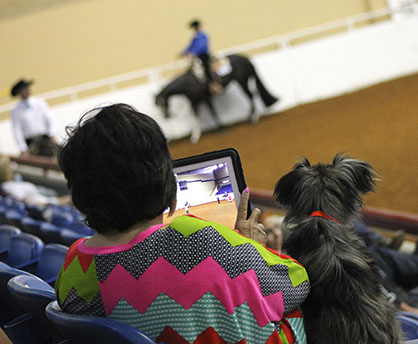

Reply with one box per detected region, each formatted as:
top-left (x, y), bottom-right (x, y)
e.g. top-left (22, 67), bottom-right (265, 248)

top-left (218, 126), bottom-right (226, 134)
top-left (190, 132), bottom-right (201, 144)
top-left (250, 113), bottom-right (260, 125)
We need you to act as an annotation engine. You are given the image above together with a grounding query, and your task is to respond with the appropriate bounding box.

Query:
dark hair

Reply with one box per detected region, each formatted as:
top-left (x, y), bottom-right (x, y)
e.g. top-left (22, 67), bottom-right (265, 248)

top-left (58, 103), bottom-right (177, 233)
top-left (189, 19), bottom-right (201, 29)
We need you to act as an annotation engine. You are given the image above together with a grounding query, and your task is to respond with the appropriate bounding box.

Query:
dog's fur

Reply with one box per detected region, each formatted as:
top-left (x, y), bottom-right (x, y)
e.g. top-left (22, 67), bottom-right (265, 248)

top-left (274, 154), bottom-right (403, 344)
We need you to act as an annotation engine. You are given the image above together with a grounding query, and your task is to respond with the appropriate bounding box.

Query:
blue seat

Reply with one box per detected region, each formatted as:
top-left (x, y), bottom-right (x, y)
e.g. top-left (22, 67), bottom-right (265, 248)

top-left (60, 229), bottom-right (85, 246)
top-left (39, 222), bottom-right (63, 244)
top-left (398, 313), bottom-right (418, 341)
top-left (0, 225), bottom-right (21, 255)
top-left (25, 203), bottom-right (47, 221)
top-left (0, 205), bottom-right (8, 222)
top-left (67, 221), bottom-right (95, 236)
top-left (35, 244), bottom-right (68, 284)
top-left (401, 311), bottom-right (418, 322)
top-left (20, 217), bottom-right (42, 236)
top-left (4, 209), bottom-right (23, 227)
top-left (7, 274), bottom-right (64, 343)
top-left (51, 211), bottom-right (73, 228)
top-left (5, 233), bottom-right (44, 269)
top-left (0, 262), bottom-right (32, 326)
top-left (46, 300), bottom-right (157, 344)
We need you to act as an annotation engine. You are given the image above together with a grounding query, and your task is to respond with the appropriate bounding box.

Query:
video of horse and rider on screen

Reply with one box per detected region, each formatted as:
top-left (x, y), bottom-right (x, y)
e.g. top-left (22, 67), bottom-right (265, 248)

top-left (163, 163), bottom-right (236, 228)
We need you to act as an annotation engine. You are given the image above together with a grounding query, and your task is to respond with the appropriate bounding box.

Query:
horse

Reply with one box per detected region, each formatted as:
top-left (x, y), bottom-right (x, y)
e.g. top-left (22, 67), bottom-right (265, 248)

top-left (155, 54), bottom-right (278, 143)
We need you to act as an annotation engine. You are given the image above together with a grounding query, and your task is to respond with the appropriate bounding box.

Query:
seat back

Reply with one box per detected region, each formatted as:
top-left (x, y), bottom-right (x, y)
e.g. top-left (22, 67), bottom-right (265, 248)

top-left (45, 301), bottom-right (157, 344)
top-left (0, 263), bottom-right (32, 325)
top-left (59, 229), bottom-right (84, 246)
top-left (5, 233), bottom-right (44, 268)
top-left (67, 221), bottom-right (95, 236)
top-left (4, 210), bottom-right (23, 227)
top-left (20, 217), bottom-right (42, 236)
top-left (39, 222), bottom-right (62, 244)
top-left (398, 313), bottom-right (418, 341)
top-left (36, 244), bottom-right (68, 283)
top-left (0, 225), bottom-right (21, 252)
top-left (51, 211), bottom-right (73, 229)
top-left (7, 274), bottom-right (63, 342)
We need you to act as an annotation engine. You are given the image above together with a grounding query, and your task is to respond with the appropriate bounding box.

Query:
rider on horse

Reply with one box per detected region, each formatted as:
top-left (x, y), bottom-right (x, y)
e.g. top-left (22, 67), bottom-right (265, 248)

top-left (182, 19), bottom-right (223, 94)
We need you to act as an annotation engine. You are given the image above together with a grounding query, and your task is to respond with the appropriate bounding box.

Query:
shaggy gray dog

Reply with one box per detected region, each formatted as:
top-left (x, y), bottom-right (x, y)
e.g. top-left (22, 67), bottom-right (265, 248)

top-left (274, 154), bottom-right (403, 344)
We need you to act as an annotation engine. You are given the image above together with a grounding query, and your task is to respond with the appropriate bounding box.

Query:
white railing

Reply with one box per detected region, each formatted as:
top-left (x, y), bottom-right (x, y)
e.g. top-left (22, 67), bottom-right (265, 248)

top-left (1, 2), bottom-right (416, 116)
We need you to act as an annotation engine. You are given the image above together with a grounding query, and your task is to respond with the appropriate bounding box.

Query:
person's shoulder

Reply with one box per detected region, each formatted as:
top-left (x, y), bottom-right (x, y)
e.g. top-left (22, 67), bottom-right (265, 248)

top-left (11, 100), bottom-right (24, 115)
top-left (30, 96), bottom-right (48, 106)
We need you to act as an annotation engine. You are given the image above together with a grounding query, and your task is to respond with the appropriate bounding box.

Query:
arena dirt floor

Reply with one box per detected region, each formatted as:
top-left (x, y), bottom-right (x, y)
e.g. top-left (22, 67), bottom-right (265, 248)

top-left (168, 73), bottom-right (418, 215)
top-left (164, 200), bottom-right (237, 228)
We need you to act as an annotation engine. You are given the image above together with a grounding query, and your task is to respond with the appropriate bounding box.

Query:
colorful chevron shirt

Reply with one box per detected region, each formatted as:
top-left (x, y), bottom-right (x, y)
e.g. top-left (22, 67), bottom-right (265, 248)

top-left (55, 215), bottom-right (310, 344)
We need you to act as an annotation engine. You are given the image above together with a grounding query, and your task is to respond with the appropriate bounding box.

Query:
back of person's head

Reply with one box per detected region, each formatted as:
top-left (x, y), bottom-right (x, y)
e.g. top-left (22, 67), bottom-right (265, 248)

top-left (58, 103), bottom-right (176, 233)
top-left (189, 19), bottom-right (201, 30)
top-left (0, 155), bottom-right (12, 183)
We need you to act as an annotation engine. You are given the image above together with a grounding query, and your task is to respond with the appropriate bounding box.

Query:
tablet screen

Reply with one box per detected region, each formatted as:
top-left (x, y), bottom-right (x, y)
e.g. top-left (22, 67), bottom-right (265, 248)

top-left (164, 156), bottom-right (241, 228)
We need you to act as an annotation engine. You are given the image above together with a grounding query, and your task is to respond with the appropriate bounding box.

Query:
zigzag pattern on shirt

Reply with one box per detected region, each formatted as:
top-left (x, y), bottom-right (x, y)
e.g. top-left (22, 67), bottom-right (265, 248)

top-left (60, 287), bottom-right (106, 317)
top-left (63, 238), bottom-right (93, 272)
top-left (155, 326), bottom-right (283, 344)
top-left (108, 293), bottom-right (277, 344)
top-left (99, 257), bottom-right (284, 326)
top-left (57, 255), bottom-right (99, 303)
top-left (94, 225), bottom-right (309, 314)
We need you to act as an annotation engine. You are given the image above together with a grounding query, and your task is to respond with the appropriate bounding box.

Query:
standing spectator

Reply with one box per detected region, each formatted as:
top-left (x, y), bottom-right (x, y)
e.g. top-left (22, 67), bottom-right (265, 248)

top-left (10, 79), bottom-right (58, 157)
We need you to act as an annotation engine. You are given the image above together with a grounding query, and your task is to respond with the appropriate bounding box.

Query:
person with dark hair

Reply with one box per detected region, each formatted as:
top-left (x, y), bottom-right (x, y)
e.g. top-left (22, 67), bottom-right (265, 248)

top-left (10, 79), bottom-right (58, 157)
top-left (182, 19), bottom-right (222, 94)
top-left (55, 103), bottom-right (310, 344)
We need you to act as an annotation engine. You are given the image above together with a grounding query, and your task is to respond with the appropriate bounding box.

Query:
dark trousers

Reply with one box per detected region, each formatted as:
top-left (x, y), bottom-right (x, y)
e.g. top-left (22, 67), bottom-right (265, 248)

top-left (355, 222), bottom-right (418, 290)
top-left (197, 53), bottom-right (213, 82)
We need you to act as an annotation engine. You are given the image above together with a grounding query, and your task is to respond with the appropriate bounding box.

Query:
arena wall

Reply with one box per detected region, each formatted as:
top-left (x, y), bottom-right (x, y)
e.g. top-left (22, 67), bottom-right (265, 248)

top-left (1, 12), bottom-right (417, 155)
top-left (0, 0), bottom-right (387, 95)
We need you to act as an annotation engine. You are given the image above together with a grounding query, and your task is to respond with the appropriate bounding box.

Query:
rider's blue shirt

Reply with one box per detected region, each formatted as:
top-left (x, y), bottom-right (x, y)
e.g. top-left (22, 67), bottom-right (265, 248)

top-left (184, 31), bottom-right (209, 56)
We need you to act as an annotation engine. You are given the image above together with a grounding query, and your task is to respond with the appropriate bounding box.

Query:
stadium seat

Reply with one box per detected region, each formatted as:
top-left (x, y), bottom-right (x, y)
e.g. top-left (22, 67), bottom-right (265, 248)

top-left (24, 203), bottom-right (47, 221)
top-left (0, 205), bottom-right (8, 223)
top-left (45, 301), bottom-right (157, 344)
top-left (401, 311), bottom-right (418, 322)
top-left (67, 221), bottom-right (95, 236)
top-left (34, 244), bottom-right (68, 284)
top-left (59, 229), bottom-right (85, 246)
top-left (0, 262), bottom-right (32, 326)
top-left (0, 225), bottom-right (21, 255)
top-left (39, 222), bottom-right (63, 244)
top-left (5, 233), bottom-right (44, 269)
top-left (398, 313), bottom-right (418, 341)
top-left (50, 211), bottom-right (73, 228)
top-left (7, 274), bottom-right (64, 343)
top-left (20, 217), bottom-right (42, 236)
top-left (4, 209), bottom-right (23, 228)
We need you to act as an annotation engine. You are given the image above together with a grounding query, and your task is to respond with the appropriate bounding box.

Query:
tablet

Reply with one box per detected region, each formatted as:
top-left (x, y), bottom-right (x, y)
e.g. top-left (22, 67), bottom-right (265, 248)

top-left (164, 148), bottom-right (249, 228)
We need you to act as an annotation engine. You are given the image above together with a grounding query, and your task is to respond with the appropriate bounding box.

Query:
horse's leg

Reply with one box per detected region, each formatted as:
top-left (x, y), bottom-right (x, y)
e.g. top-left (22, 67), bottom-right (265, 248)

top-left (205, 97), bottom-right (225, 132)
top-left (189, 101), bottom-right (202, 144)
top-left (236, 77), bottom-right (258, 124)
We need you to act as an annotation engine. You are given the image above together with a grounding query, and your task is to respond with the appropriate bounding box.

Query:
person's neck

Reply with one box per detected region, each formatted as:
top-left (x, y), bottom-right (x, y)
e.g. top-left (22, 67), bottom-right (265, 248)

top-left (84, 214), bottom-right (164, 247)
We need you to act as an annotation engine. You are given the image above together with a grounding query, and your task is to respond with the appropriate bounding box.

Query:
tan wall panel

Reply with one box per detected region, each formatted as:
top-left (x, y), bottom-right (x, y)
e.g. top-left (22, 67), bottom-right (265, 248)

top-left (0, 0), bottom-right (387, 94)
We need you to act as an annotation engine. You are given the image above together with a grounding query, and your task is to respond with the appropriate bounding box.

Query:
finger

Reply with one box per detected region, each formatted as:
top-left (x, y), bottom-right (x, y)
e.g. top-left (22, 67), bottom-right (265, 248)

top-left (237, 187), bottom-right (250, 222)
top-left (249, 207), bottom-right (262, 223)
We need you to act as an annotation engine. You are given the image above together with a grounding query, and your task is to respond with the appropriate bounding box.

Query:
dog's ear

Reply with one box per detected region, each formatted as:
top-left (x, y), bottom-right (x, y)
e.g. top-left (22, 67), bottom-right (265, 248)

top-left (332, 154), bottom-right (376, 194)
top-left (274, 158), bottom-right (310, 206)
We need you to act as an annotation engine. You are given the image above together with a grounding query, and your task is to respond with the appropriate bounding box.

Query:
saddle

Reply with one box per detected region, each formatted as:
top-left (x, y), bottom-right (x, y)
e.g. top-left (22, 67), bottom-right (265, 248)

top-left (191, 57), bottom-right (232, 82)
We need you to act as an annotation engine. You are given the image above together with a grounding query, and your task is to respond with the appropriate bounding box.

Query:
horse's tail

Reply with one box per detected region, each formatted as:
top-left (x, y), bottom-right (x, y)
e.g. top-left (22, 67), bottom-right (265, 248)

top-left (253, 70), bottom-right (278, 107)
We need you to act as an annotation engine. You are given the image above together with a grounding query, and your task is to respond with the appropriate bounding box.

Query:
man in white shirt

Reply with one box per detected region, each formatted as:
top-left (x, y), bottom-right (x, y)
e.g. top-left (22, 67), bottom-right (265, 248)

top-left (10, 79), bottom-right (58, 157)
